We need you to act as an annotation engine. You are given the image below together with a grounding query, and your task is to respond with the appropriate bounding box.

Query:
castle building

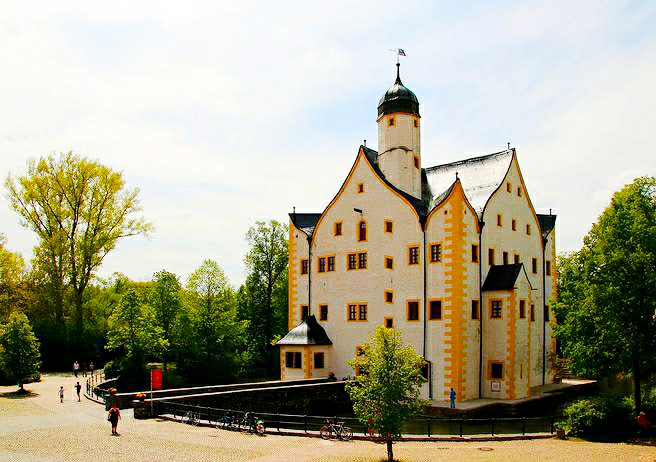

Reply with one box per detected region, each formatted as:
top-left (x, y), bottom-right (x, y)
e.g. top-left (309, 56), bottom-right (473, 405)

top-left (277, 63), bottom-right (557, 402)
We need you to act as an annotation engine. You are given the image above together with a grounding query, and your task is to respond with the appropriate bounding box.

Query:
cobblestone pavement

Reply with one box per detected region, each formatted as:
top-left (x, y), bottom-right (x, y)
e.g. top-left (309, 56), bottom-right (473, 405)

top-left (1, 373), bottom-right (655, 462)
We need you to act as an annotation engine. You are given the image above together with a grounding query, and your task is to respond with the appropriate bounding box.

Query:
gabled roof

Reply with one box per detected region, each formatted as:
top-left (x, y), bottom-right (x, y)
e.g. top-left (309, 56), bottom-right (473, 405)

top-left (290, 213), bottom-right (322, 235)
top-left (537, 213), bottom-right (557, 240)
top-left (276, 315), bottom-right (333, 346)
top-left (424, 149), bottom-right (514, 218)
top-left (482, 264), bottom-right (527, 291)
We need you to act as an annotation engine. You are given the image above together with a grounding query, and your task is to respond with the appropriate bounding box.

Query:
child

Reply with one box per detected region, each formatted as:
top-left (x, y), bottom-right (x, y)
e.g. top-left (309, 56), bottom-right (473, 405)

top-left (58, 386), bottom-right (65, 403)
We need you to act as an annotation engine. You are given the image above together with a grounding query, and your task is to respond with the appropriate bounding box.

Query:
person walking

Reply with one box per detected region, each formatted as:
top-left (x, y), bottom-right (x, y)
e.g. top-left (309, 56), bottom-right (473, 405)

top-left (449, 387), bottom-right (456, 409)
top-left (73, 361), bottom-right (80, 377)
top-left (75, 381), bottom-right (82, 402)
top-left (108, 403), bottom-right (121, 436)
top-left (89, 361), bottom-right (94, 376)
top-left (58, 386), bottom-right (65, 403)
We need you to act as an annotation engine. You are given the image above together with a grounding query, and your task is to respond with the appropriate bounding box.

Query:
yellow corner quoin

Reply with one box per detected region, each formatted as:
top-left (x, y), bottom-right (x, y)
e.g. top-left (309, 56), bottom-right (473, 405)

top-left (279, 64), bottom-right (556, 403)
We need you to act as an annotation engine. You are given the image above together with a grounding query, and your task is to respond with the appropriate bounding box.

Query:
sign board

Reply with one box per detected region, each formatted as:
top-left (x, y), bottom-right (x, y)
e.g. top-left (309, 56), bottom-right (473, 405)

top-left (151, 369), bottom-right (163, 390)
top-left (491, 381), bottom-right (501, 392)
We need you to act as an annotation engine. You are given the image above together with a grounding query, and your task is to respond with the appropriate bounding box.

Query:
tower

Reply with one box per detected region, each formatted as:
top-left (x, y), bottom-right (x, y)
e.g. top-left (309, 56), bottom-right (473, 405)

top-left (377, 63), bottom-right (421, 198)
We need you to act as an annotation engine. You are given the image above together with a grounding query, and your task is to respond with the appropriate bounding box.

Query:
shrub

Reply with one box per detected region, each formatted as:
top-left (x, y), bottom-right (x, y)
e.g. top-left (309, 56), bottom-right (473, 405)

top-left (559, 395), bottom-right (634, 441)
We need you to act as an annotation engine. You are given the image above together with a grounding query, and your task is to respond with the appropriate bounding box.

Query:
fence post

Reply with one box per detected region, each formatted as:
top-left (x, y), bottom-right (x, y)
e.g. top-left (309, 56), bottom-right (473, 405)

top-left (427, 417), bottom-right (431, 438)
top-left (550, 415), bottom-right (555, 434)
top-left (491, 418), bottom-right (495, 436)
top-left (304, 415), bottom-right (307, 433)
top-left (459, 419), bottom-right (463, 437)
top-left (522, 417), bottom-right (526, 435)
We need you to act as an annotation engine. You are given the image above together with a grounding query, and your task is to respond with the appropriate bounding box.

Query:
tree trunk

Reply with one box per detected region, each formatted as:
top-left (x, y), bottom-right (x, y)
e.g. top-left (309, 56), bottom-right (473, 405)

top-left (386, 434), bottom-right (394, 461)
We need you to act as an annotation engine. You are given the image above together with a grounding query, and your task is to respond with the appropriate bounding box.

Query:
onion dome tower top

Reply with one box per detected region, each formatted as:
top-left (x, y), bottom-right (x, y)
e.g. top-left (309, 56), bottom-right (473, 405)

top-left (377, 62), bottom-right (420, 118)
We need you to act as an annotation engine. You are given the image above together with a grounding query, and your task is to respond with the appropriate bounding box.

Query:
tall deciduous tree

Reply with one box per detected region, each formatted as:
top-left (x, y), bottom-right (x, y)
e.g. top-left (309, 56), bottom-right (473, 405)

top-left (150, 270), bottom-right (182, 382)
top-left (0, 311), bottom-right (41, 391)
top-left (553, 176), bottom-right (656, 411)
top-left (5, 151), bottom-right (152, 334)
top-left (0, 235), bottom-right (29, 320)
top-left (346, 326), bottom-right (427, 462)
top-left (238, 220), bottom-right (288, 377)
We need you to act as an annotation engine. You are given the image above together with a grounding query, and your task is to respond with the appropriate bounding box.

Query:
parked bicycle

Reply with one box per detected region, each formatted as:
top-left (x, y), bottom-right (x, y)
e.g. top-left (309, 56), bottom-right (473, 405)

top-left (220, 413), bottom-right (237, 430)
top-left (181, 410), bottom-right (200, 426)
top-left (239, 412), bottom-right (266, 435)
top-left (320, 419), bottom-right (353, 441)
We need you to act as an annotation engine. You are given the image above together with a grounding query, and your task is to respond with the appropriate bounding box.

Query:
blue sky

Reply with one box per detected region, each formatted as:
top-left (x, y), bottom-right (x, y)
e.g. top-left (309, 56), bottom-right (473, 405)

top-left (1, 1), bottom-right (655, 287)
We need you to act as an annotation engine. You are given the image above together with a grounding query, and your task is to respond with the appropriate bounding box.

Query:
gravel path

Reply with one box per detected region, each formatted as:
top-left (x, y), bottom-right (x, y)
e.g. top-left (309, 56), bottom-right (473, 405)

top-left (1, 373), bottom-right (655, 461)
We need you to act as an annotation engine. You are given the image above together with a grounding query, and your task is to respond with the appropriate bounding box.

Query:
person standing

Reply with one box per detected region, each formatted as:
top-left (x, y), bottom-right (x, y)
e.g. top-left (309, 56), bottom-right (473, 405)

top-left (449, 388), bottom-right (456, 409)
top-left (73, 361), bottom-right (80, 377)
top-left (89, 361), bottom-right (94, 376)
top-left (108, 403), bottom-right (121, 435)
top-left (75, 381), bottom-right (82, 402)
top-left (58, 386), bottom-right (65, 403)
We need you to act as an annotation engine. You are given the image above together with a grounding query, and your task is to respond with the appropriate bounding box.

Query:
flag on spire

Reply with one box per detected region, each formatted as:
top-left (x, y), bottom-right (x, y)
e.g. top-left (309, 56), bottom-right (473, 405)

top-left (398, 49), bottom-right (406, 56)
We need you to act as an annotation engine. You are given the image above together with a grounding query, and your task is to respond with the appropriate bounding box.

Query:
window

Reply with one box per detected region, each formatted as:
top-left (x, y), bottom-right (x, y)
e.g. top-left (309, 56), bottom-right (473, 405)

top-left (503, 251), bottom-right (508, 265)
top-left (301, 305), bottom-right (309, 320)
top-left (514, 254), bottom-right (520, 264)
top-left (385, 220), bottom-right (393, 233)
top-left (497, 214), bottom-right (502, 227)
top-left (327, 256), bottom-right (335, 272)
top-left (358, 304), bottom-right (367, 320)
top-left (414, 156), bottom-right (419, 169)
top-left (407, 301), bottom-right (419, 321)
top-left (429, 300), bottom-right (442, 320)
top-left (471, 300), bottom-right (480, 320)
top-left (388, 117), bottom-right (395, 127)
top-left (285, 351), bottom-right (302, 369)
top-left (430, 244), bottom-right (442, 263)
top-left (488, 248), bottom-right (495, 265)
top-left (334, 222), bottom-right (342, 236)
top-left (385, 290), bottom-right (393, 303)
top-left (530, 304), bottom-right (535, 322)
top-left (526, 224), bottom-right (531, 235)
top-left (512, 219), bottom-right (516, 231)
top-left (358, 183), bottom-right (364, 193)
top-left (358, 221), bottom-right (367, 241)
top-left (546, 260), bottom-right (551, 276)
top-left (491, 300), bottom-right (502, 318)
top-left (421, 360), bottom-right (430, 381)
top-left (347, 253), bottom-right (357, 270)
top-left (519, 300), bottom-right (526, 319)
top-left (408, 246), bottom-right (419, 265)
top-left (358, 252), bottom-right (367, 269)
top-left (385, 256), bottom-right (394, 269)
top-left (532, 257), bottom-right (538, 274)
top-left (490, 361), bottom-right (504, 379)
top-left (544, 305), bottom-right (550, 322)
top-left (319, 304), bottom-right (328, 321)
top-left (318, 257), bottom-right (326, 273)
top-left (472, 244), bottom-right (479, 263)
top-left (301, 259), bottom-right (309, 275)
top-left (384, 317), bottom-right (394, 328)
top-left (413, 119), bottom-right (418, 128)
top-left (517, 187), bottom-right (522, 197)
top-left (506, 182), bottom-right (512, 193)
top-left (314, 352), bottom-right (325, 369)
top-left (348, 304), bottom-right (357, 320)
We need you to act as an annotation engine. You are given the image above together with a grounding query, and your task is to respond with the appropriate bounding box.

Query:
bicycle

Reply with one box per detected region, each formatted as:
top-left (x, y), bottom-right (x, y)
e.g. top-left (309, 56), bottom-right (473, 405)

top-left (239, 412), bottom-right (266, 435)
top-left (320, 419), bottom-right (353, 441)
top-left (182, 410), bottom-right (200, 426)
top-left (220, 413), bottom-right (237, 431)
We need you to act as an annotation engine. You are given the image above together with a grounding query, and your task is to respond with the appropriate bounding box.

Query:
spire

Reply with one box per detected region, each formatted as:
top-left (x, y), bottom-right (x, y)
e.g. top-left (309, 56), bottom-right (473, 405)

top-left (396, 62), bottom-right (401, 84)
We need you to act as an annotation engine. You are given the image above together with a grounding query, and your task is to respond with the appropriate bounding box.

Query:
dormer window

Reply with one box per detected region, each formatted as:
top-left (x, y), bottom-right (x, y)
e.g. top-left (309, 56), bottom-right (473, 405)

top-left (388, 117), bottom-right (395, 127)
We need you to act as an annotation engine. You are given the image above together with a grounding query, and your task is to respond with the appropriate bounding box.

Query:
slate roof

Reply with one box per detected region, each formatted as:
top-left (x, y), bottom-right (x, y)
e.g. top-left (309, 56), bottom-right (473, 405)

top-left (276, 315), bottom-right (333, 346)
top-left (377, 63), bottom-right (420, 118)
top-left (289, 213), bottom-right (322, 235)
top-left (482, 264), bottom-right (525, 291)
top-left (537, 213), bottom-right (557, 239)
top-left (424, 149), bottom-right (514, 218)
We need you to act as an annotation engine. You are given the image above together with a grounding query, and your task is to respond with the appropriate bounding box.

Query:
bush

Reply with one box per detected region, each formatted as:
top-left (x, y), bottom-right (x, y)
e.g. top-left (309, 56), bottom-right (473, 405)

top-left (559, 395), bottom-right (634, 441)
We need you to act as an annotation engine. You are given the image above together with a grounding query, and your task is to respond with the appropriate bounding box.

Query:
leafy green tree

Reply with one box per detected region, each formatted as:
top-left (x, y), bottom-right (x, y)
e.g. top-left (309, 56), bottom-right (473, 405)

top-left (176, 260), bottom-right (245, 384)
top-left (238, 220), bottom-right (288, 377)
top-left (346, 326), bottom-right (427, 462)
top-left (150, 270), bottom-right (182, 382)
top-left (5, 151), bottom-right (152, 335)
top-left (553, 176), bottom-right (656, 411)
top-left (0, 234), bottom-right (29, 320)
top-left (106, 289), bottom-right (163, 389)
top-left (0, 311), bottom-right (41, 391)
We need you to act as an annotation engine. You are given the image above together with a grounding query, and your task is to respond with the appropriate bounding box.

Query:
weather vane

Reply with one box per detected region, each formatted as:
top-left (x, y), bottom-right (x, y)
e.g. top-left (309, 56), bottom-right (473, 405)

top-left (389, 48), bottom-right (406, 64)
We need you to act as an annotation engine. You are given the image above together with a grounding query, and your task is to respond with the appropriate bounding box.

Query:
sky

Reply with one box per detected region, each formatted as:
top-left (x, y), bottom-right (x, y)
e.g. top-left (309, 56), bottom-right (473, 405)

top-left (1, 0), bottom-right (655, 287)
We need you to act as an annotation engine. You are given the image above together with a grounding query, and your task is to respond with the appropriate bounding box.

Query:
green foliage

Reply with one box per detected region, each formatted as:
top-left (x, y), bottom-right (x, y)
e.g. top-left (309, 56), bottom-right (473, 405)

top-left (553, 176), bottom-right (656, 410)
top-left (558, 395), bottom-right (634, 441)
top-left (237, 220), bottom-right (288, 377)
top-left (0, 234), bottom-right (29, 321)
top-left (0, 311), bottom-right (41, 390)
top-left (346, 326), bottom-right (428, 462)
top-left (150, 270), bottom-right (182, 381)
top-left (4, 151), bottom-right (152, 335)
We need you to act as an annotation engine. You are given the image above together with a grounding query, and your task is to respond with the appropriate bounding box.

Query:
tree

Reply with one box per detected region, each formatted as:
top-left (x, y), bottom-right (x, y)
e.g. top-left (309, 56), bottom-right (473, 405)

top-left (238, 220), bottom-right (288, 377)
top-left (5, 151), bottom-right (152, 335)
top-left (150, 270), bottom-right (182, 382)
top-left (345, 326), bottom-right (427, 462)
top-left (0, 311), bottom-right (41, 391)
top-left (106, 290), bottom-right (163, 389)
top-left (0, 234), bottom-right (29, 320)
top-left (553, 176), bottom-right (656, 412)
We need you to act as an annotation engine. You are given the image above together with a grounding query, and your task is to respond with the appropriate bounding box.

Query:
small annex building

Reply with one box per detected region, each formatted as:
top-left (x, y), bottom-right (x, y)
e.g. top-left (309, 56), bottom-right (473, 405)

top-left (277, 63), bottom-right (557, 402)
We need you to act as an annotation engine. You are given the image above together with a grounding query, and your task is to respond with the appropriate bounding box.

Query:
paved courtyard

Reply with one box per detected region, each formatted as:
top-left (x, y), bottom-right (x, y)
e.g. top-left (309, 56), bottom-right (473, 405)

top-left (1, 373), bottom-right (655, 462)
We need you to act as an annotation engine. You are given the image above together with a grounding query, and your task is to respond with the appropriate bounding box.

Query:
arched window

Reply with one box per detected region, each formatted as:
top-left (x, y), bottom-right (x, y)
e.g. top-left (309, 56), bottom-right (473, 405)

top-left (358, 221), bottom-right (367, 241)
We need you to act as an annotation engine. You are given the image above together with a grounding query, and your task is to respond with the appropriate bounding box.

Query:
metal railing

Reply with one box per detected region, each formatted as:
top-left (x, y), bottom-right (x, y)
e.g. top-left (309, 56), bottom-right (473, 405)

top-left (84, 371), bottom-right (117, 404)
top-left (157, 400), bottom-right (554, 437)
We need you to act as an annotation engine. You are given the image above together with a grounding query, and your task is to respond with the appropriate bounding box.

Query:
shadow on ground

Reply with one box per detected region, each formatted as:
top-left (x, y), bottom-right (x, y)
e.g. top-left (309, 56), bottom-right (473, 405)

top-left (0, 389), bottom-right (40, 399)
